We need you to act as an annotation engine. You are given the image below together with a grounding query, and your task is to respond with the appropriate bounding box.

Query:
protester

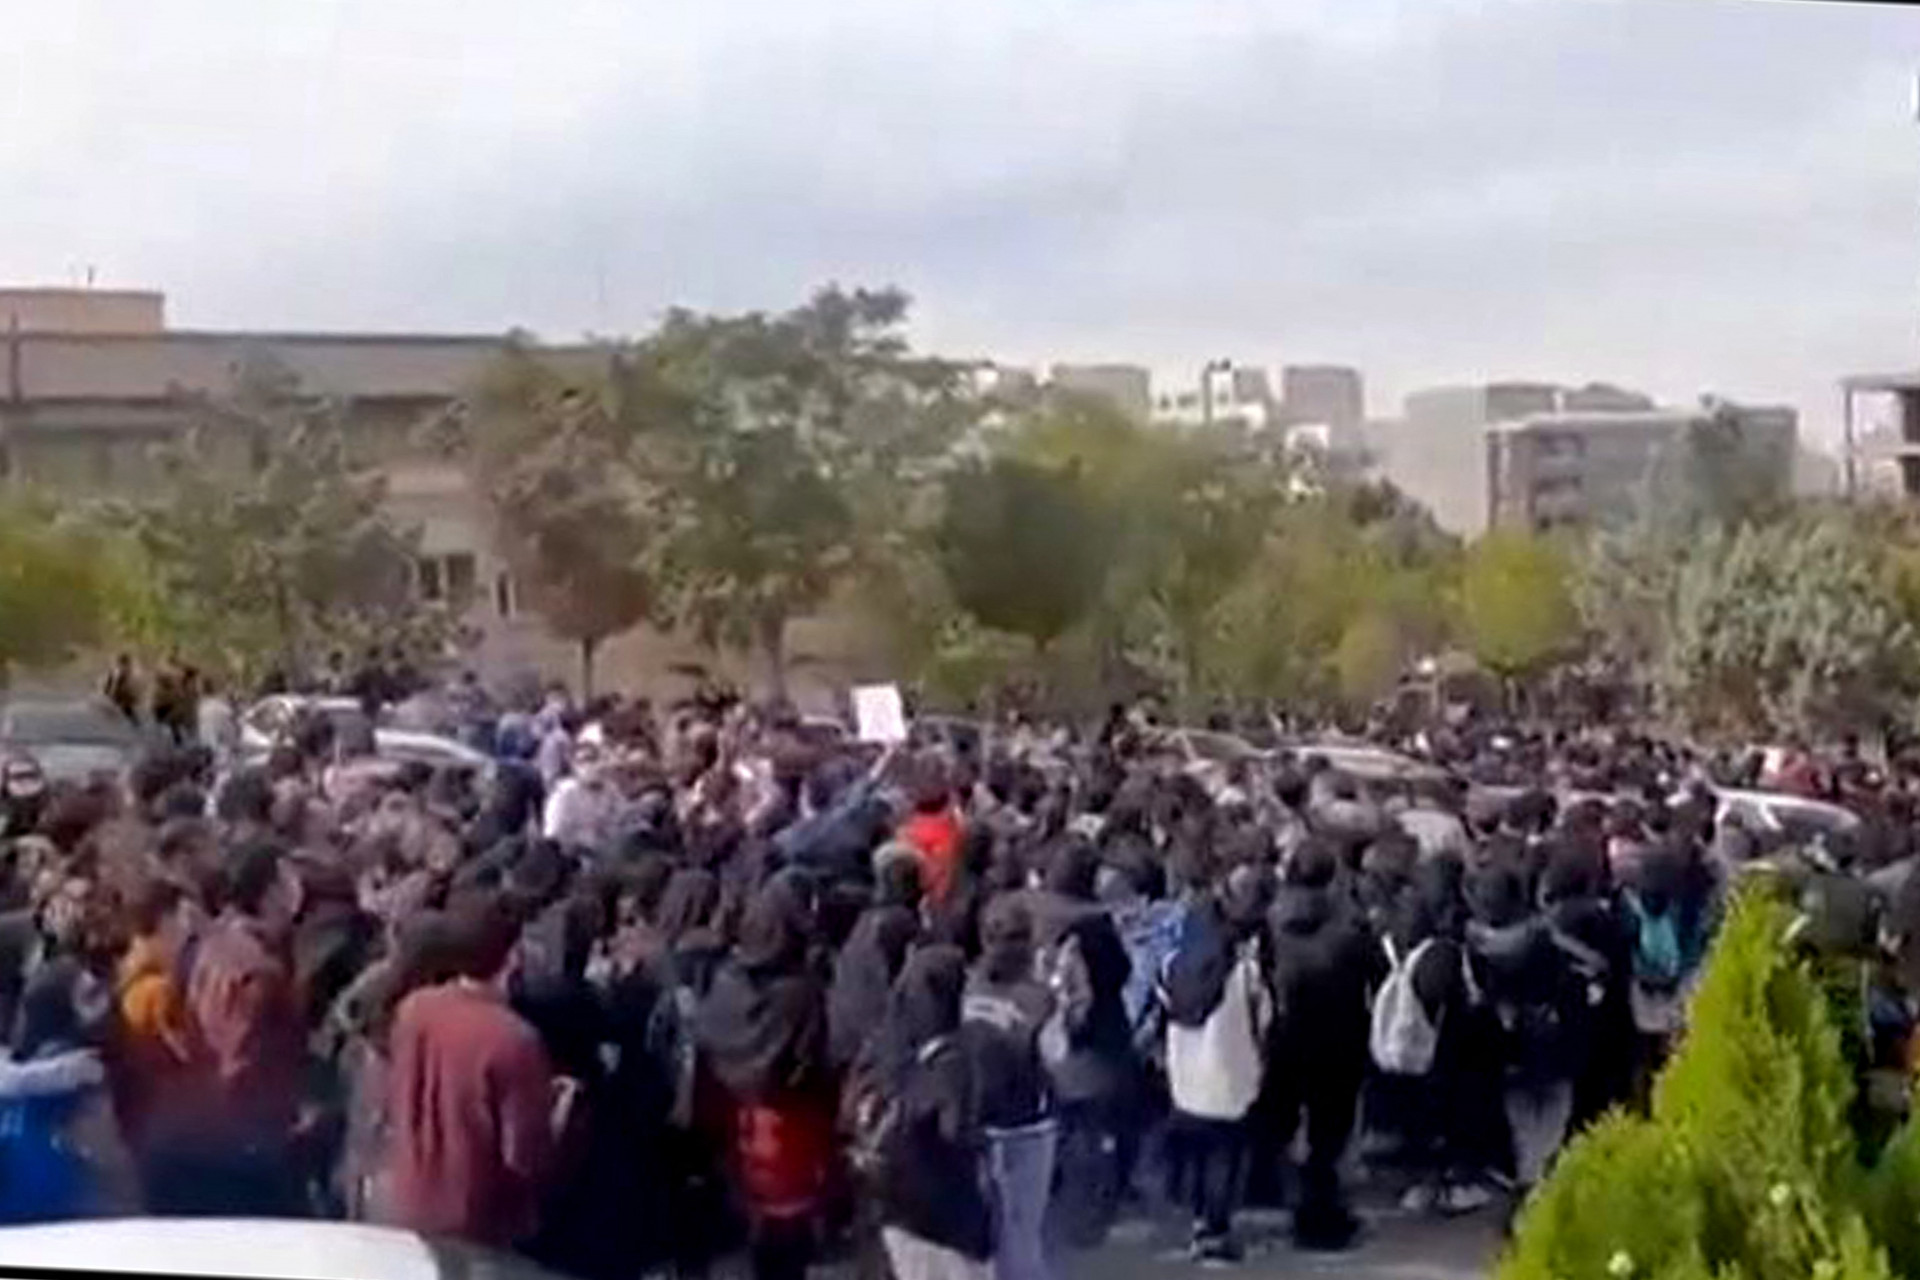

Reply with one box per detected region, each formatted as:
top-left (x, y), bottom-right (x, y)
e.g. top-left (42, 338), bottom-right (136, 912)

top-left (699, 874), bottom-right (835, 1280)
top-left (873, 945), bottom-right (992, 1280)
top-left (963, 898), bottom-right (1057, 1280)
top-left (380, 896), bottom-right (563, 1249)
top-left (1162, 865), bottom-right (1273, 1264)
top-left (150, 841), bottom-right (307, 1217)
top-left (0, 657), bottom-right (1904, 1280)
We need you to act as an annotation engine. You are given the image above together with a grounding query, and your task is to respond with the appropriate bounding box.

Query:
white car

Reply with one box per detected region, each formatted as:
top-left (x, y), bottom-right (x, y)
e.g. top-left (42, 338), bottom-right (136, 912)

top-left (1285, 739), bottom-right (1449, 785)
top-left (239, 695), bottom-right (490, 774)
top-left (0, 1218), bottom-right (567, 1280)
top-left (1705, 786), bottom-right (1861, 841)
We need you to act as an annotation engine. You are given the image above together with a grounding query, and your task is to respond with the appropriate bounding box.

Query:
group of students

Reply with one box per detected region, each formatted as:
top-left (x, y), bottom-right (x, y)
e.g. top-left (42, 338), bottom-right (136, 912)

top-left (0, 684), bottom-right (1900, 1280)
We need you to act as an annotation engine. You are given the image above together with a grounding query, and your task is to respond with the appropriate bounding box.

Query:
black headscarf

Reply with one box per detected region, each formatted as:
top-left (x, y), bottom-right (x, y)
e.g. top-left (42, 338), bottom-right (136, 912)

top-left (697, 875), bottom-right (828, 1102)
top-left (876, 944), bottom-right (967, 1090)
top-left (657, 868), bottom-right (722, 948)
top-left (829, 903), bottom-right (920, 1071)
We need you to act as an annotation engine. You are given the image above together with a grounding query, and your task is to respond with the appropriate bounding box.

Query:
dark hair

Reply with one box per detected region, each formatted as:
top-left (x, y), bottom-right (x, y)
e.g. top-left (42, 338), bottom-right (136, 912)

top-left (443, 894), bottom-right (520, 980)
top-left (217, 769), bottom-right (275, 827)
top-left (1285, 837), bottom-right (1340, 891)
top-left (128, 878), bottom-right (185, 936)
top-left (154, 784), bottom-right (208, 823)
top-left (226, 840), bottom-right (287, 916)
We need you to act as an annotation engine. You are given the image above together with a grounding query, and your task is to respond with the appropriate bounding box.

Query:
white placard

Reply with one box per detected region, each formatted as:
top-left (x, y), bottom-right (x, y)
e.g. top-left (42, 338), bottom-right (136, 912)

top-left (852, 684), bottom-right (908, 744)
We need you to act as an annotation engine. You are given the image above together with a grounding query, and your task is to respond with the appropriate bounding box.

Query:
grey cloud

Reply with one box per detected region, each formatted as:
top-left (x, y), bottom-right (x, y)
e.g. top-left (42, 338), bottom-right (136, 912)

top-left (0, 0), bottom-right (1915, 443)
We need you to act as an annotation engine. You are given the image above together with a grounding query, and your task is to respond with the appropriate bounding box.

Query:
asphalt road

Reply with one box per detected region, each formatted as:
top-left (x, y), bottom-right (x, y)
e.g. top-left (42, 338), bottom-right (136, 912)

top-left (1064, 1204), bottom-right (1502, 1280)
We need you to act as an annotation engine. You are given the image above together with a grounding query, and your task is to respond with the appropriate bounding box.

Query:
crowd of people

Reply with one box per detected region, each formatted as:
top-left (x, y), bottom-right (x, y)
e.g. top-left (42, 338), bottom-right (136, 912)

top-left (0, 667), bottom-right (1916, 1280)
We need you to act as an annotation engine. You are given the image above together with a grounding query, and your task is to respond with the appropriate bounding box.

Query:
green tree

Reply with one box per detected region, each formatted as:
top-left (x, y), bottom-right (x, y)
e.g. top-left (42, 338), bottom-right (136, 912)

top-left (634, 286), bottom-right (966, 698)
top-left (934, 455), bottom-right (1113, 655)
top-left (450, 345), bottom-right (654, 696)
top-left (0, 497), bottom-right (119, 688)
top-left (122, 359), bottom-right (444, 685)
top-left (1460, 529), bottom-right (1580, 687)
top-left (1658, 514), bottom-right (1917, 739)
top-left (1647, 401), bottom-right (1794, 533)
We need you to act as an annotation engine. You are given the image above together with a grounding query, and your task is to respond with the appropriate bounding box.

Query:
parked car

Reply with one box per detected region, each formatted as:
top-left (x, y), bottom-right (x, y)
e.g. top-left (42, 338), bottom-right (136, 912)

top-left (1709, 786), bottom-right (1861, 841)
top-left (0, 1217), bottom-right (570, 1280)
top-left (0, 698), bottom-right (149, 784)
top-left (1285, 738), bottom-right (1449, 784)
top-left (238, 695), bottom-right (490, 776)
top-left (1162, 726), bottom-right (1270, 765)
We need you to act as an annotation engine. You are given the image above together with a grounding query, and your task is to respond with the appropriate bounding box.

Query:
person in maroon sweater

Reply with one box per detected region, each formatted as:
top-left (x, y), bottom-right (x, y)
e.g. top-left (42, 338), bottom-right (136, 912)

top-left (380, 895), bottom-right (562, 1251)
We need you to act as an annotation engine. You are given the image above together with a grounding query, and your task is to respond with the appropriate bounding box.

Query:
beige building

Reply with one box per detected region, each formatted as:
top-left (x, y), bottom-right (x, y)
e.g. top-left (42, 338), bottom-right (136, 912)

top-left (0, 287), bottom-right (875, 703)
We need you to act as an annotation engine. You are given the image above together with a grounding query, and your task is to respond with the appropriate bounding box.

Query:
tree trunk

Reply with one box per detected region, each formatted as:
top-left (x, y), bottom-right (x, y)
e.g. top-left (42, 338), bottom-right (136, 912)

top-left (578, 635), bottom-right (598, 700)
top-left (757, 613), bottom-right (788, 704)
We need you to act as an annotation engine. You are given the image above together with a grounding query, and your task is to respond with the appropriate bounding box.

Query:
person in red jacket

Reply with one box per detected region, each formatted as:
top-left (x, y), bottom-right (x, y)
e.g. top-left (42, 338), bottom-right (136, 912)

top-left (898, 778), bottom-right (963, 909)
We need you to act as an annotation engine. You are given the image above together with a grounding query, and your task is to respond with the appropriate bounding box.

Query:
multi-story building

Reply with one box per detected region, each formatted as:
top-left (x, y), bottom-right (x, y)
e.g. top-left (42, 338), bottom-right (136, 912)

top-left (1485, 400), bottom-right (1797, 531)
top-left (1280, 364), bottom-right (1364, 432)
top-left (1840, 368), bottom-right (1920, 499)
top-left (1369, 382), bottom-right (1562, 534)
top-left (0, 286), bottom-right (873, 700)
top-left (1152, 359), bottom-right (1276, 430)
top-left (1048, 362), bottom-right (1153, 422)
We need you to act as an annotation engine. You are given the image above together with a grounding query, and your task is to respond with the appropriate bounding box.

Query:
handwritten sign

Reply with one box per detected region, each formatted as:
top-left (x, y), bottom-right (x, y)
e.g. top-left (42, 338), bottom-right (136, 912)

top-left (852, 683), bottom-right (908, 744)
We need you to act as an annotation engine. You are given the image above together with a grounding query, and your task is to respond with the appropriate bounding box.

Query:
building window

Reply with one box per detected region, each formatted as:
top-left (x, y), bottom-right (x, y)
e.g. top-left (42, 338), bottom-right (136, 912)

top-left (495, 571), bottom-right (518, 619)
top-left (416, 552), bottom-right (478, 607)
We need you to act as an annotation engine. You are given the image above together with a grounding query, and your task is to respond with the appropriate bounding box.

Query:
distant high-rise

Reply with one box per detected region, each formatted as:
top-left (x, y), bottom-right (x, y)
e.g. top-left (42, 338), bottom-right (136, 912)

top-left (1373, 383), bottom-right (1562, 534)
top-left (1281, 365), bottom-right (1364, 431)
top-left (1049, 363), bottom-right (1152, 422)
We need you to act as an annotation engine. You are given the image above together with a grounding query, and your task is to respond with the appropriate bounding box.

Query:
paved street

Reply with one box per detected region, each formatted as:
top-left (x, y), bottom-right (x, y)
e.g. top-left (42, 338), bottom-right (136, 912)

top-left (1066, 1204), bottom-right (1502, 1280)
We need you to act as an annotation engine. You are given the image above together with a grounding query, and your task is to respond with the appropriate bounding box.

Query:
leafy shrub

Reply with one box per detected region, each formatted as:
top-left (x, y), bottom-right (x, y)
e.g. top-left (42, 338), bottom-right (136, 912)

top-left (1500, 1114), bottom-right (1706, 1280)
top-left (1502, 886), bottom-right (1895, 1280)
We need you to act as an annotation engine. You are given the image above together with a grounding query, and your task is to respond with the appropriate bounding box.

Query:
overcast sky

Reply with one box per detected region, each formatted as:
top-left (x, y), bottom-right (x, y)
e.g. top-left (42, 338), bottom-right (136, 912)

top-left (3, 0), bottom-right (1918, 443)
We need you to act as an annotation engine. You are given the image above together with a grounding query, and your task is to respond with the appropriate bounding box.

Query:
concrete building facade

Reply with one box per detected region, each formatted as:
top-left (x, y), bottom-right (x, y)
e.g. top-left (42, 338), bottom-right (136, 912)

top-left (1485, 401), bottom-right (1797, 531)
top-left (1280, 364), bottom-right (1364, 431)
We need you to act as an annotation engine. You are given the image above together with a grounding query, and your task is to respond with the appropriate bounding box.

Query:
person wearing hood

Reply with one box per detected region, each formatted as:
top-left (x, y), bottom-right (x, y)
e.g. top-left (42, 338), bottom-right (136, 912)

top-left (0, 956), bottom-right (134, 1222)
top-left (614, 866), bottom-right (729, 1280)
top-left (829, 857), bottom-right (923, 1074)
top-left (1258, 838), bottom-right (1375, 1250)
top-left (873, 945), bottom-right (992, 1280)
top-left (963, 897), bottom-right (1056, 1280)
top-left (698, 873), bottom-right (834, 1280)
top-left (1161, 864), bottom-right (1273, 1264)
top-left (1465, 860), bottom-right (1577, 1201)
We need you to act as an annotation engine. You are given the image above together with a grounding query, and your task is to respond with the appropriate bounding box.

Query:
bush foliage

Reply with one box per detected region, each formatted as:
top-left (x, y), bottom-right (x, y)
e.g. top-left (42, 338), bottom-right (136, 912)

top-left (1501, 888), bottom-right (1897, 1280)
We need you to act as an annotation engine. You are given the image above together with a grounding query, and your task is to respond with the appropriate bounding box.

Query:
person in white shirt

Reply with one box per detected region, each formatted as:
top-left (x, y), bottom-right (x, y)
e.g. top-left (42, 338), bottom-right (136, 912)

top-left (543, 745), bottom-right (614, 850)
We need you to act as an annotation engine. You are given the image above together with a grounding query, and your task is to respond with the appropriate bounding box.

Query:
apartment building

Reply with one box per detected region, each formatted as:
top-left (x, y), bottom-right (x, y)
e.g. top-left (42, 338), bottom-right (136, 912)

top-left (1485, 400), bottom-right (1797, 531)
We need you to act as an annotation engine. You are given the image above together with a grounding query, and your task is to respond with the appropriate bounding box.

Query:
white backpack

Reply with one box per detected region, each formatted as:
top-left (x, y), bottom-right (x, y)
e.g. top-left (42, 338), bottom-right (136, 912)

top-left (1370, 936), bottom-right (1441, 1075)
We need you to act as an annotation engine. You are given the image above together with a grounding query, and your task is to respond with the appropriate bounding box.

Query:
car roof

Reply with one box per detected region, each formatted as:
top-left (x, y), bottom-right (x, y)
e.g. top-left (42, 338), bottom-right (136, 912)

top-left (0, 1219), bottom-right (456, 1280)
